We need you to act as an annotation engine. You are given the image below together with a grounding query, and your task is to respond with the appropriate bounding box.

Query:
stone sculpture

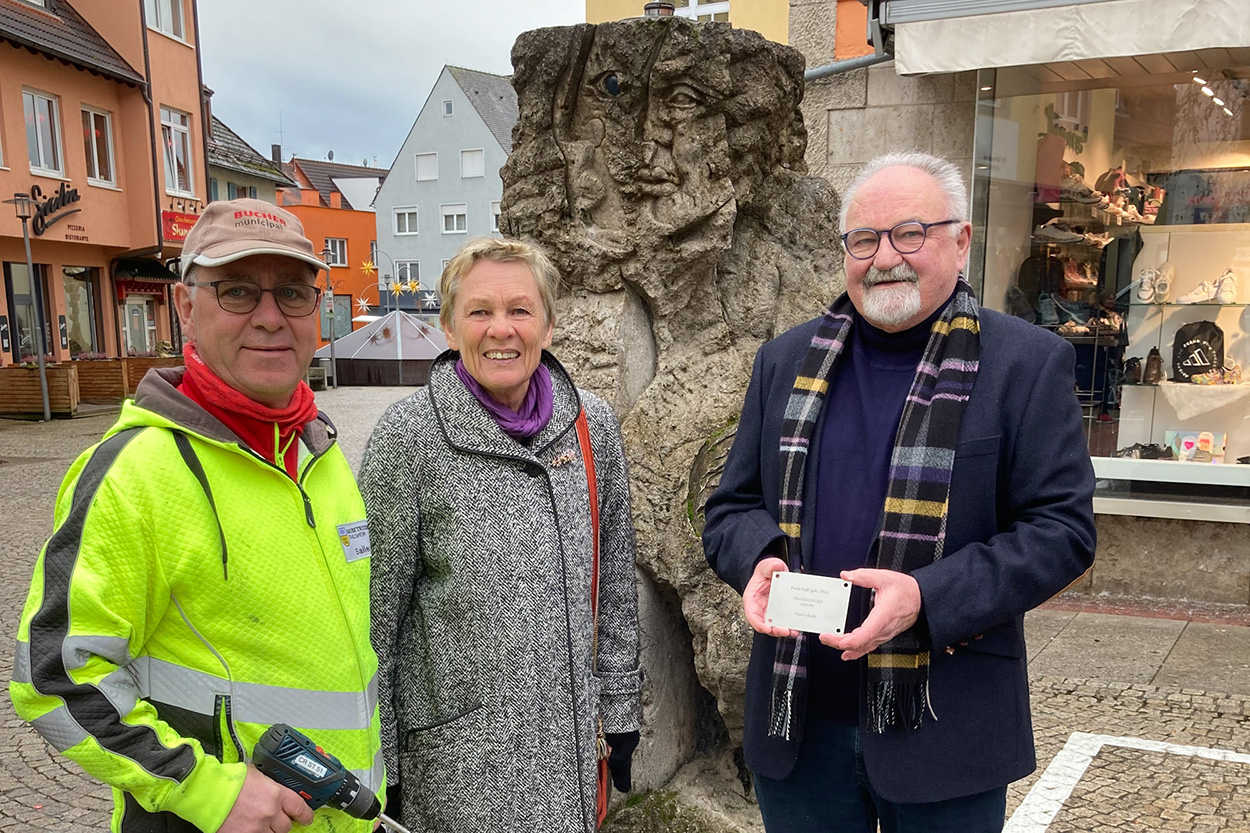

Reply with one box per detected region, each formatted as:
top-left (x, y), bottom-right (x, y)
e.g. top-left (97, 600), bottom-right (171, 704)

top-left (502, 16), bottom-right (844, 814)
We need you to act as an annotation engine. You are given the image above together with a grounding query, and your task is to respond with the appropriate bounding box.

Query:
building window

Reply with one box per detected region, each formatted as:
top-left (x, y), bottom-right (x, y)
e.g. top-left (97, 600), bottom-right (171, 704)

top-left (227, 182), bottom-right (237, 199)
top-left (145, 0), bottom-right (185, 39)
top-left (23, 89), bottom-right (62, 176)
top-left (394, 207), bottom-right (418, 235)
top-left (160, 106), bottom-right (193, 196)
top-left (415, 152), bottom-right (438, 181)
top-left (490, 201), bottom-right (501, 232)
top-left (82, 108), bottom-right (116, 186)
top-left (248, 186), bottom-right (257, 199)
top-left (209, 177), bottom-right (218, 201)
top-left (396, 261), bottom-right (419, 283)
top-left (461, 149), bottom-right (485, 179)
top-left (673, 0), bottom-right (730, 22)
top-left (443, 100), bottom-right (454, 117)
top-left (441, 203), bottom-right (467, 234)
top-left (325, 238), bottom-right (347, 266)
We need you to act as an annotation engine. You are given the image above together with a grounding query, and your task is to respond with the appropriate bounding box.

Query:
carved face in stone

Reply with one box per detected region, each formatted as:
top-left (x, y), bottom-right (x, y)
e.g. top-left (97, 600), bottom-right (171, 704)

top-left (505, 19), bottom-right (809, 314)
top-left (560, 24), bottom-right (735, 247)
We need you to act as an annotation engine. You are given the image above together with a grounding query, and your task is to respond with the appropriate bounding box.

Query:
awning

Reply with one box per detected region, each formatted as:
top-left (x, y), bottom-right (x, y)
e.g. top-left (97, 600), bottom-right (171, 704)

top-left (889, 0), bottom-right (1250, 75)
top-left (116, 280), bottom-right (172, 300)
top-left (115, 258), bottom-right (178, 281)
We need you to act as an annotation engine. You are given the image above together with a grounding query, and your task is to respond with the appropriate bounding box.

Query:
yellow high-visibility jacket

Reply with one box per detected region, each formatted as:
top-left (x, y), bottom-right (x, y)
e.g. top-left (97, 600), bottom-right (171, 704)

top-left (11, 370), bottom-right (381, 833)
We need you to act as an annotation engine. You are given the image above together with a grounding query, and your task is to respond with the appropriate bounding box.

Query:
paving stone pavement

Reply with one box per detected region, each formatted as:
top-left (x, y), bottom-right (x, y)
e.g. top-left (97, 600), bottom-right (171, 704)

top-left (2, 385), bottom-right (1249, 831)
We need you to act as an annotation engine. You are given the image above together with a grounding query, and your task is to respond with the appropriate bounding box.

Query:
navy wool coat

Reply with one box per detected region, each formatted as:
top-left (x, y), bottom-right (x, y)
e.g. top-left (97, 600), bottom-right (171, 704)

top-left (703, 306), bottom-right (1096, 804)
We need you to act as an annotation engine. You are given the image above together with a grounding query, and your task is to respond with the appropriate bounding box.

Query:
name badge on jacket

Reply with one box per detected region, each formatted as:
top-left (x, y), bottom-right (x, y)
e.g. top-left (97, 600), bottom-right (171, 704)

top-left (338, 521), bottom-right (372, 562)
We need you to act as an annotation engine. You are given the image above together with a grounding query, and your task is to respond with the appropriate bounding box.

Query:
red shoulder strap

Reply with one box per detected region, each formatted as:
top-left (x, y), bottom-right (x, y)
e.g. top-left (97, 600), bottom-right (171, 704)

top-left (575, 407), bottom-right (600, 622)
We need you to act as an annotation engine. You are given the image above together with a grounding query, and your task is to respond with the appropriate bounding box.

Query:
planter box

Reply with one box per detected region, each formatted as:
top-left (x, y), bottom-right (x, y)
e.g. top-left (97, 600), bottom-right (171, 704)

top-left (124, 357), bottom-right (183, 395)
top-left (0, 364), bottom-right (79, 417)
top-left (75, 359), bottom-right (129, 403)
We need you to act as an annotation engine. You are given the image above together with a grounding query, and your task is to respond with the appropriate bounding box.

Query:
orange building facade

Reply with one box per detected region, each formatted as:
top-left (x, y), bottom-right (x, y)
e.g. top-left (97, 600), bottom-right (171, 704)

top-left (0, 0), bottom-right (207, 366)
top-left (276, 156), bottom-right (388, 346)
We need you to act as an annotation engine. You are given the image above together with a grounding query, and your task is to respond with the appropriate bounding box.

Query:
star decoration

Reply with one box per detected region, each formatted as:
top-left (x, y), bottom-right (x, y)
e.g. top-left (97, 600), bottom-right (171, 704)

top-left (406, 280), bottom-right (419, 294)
top-left (361, 260), bottom-right (376, 277)
top-left (355, 296), bottom-right (371, 314)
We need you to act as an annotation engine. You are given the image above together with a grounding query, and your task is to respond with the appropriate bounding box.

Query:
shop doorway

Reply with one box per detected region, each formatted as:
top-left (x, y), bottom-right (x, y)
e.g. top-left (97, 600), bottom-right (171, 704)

top-left (62, 266), bottom-right (101, 357)
top-left (3, 261), bottom-right (51, 363)
top-left (123, 295), bottom-right (157, 355)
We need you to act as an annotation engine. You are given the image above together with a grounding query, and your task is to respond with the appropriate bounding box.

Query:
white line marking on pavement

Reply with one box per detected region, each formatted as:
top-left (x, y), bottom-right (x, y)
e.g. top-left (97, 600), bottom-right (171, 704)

top-left (1004, 732), bottom-right (1250, 832)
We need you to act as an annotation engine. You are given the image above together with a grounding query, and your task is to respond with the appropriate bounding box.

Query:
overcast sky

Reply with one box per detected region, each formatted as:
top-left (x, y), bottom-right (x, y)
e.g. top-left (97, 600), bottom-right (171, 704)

top-left (198, 0), bottom-right (586, 170)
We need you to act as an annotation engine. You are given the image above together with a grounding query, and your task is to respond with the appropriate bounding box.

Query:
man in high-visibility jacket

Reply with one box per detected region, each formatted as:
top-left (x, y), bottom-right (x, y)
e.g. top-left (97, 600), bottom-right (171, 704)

top-left (11, 199), bottom-right (382, 833)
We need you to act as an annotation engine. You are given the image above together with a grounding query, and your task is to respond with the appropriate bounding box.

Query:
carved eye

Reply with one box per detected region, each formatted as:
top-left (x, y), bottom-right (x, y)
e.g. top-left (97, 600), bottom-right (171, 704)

top-left (602, 73), bottom-right (621, 96)
top-left (665, 84), bottom-right (705, 109)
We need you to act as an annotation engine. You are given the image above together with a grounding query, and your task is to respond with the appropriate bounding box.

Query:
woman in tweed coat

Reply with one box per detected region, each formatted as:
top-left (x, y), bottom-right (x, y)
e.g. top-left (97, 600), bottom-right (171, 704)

top-left (360, 237), bottom-right (643, 833)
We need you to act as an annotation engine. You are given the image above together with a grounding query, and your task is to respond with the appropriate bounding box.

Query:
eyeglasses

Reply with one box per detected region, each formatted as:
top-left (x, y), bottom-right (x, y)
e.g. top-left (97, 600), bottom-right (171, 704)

top-left (840, 219), bottom-right (962, 260)
top-left (187, 280), bottom-right (322, 316)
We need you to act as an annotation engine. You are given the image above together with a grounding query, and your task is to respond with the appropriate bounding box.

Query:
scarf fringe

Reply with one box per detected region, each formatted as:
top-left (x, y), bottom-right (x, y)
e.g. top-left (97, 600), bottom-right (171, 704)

top-left (867, 680), bottom-right (929, 733)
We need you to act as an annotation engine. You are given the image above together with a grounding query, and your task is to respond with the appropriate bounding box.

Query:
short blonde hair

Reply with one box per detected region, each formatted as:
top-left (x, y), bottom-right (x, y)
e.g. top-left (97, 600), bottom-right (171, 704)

top-left (439, 237), bottom-right (560, 333)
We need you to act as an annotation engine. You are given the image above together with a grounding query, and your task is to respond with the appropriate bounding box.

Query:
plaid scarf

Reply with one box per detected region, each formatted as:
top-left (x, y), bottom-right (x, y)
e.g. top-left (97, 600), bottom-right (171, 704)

top-left (770, 280), bottom-right (980, 739)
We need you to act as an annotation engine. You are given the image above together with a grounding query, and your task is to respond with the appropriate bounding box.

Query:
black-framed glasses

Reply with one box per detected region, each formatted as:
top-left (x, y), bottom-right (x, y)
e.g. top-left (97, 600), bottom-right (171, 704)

top-left (840, 219), bottom-right (962, 260)
top-left (187, 280), bottom-right (322, 316)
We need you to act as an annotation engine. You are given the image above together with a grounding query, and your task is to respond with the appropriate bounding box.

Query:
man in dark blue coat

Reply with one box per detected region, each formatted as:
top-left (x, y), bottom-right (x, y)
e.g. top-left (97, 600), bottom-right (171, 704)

top-left (703, 151), bottom-right (1096, 833)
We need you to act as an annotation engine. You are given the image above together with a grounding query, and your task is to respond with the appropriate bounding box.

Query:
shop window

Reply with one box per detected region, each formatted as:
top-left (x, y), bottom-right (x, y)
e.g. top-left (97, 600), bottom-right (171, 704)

top-left (461, 149), bottom-right (484, 179)
top-left (491, 201), bottom-right (501, 232)
top-left (160, 106), bottom-right (193, 196)
top-left (673, 0), bottom-right (729, 22)
top-left (23, 89), bottom-right (62, 176)
top-left (394, 207), bottom-right (418, 235)
top-left (325, 238), bottom-right (347, 266)
top-left (145, 0), bottom-right (185, 39)
top-left (62, 267), bottom-right (100, 356)
top-left (416, 152), bottom-right (437, 181)
top-left (441, 203), bottom-right (467, 234)
top-left (81, 107), bottom-right (115, 186)
top-left (971, 63), bottom-right (1250, 521)
top-left (4, 261), bottom-right (52, 362)
top-left (319, 295), bottom-right (350, 341)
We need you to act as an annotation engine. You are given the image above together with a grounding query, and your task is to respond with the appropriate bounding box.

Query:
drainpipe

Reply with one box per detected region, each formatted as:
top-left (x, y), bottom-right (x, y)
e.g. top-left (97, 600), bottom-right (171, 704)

top-left (192, 0), bottom-right (211, 208)
top-left (133, 2), bottom-right (166, 360)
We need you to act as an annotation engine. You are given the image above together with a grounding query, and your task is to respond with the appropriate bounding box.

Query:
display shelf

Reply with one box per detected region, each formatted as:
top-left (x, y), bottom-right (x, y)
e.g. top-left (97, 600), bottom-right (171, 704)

top-left (1092, 496), bottom-right (1250, 524)
top-left (1126, 301), bottom-right (1249, 309)
top-left (1093, 456), bottom-right (1250, 486)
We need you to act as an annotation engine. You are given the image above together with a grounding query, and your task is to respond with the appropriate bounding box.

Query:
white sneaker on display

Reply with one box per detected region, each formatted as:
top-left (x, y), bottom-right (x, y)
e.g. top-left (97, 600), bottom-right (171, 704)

top-left (1176, 280), bottom-right (1218, 304)
top-left (1215, 268), bottom-right (1238, 304)
top-left (1153, 263), bottom-right (1173, 303)
top-left (1134, 269), bottom-right (1156, 303)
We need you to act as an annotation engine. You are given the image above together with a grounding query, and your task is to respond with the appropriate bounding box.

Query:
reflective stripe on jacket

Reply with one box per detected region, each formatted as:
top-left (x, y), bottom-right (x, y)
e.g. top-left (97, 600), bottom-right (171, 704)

top-left (10, 369), bottom-right (381, 833)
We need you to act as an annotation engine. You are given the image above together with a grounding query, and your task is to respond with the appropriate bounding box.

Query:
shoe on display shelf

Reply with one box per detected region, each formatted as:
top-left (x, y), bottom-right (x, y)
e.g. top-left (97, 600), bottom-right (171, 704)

top-left (1175, 280), bottom-right (1218, 304)
top-left (1084, 232), bottom-right (1113, 248)
top-left (1122, 204), bottom-right (1145, 223)
top-left (1051, 294), bottom-right (1090, 324)
top-left (1225, 360), bottom-right (1241, 385)
top-left (1036, 293), bottom-right (1060, 326)
top-left (1033, 221), bottom-right (1085, 243)
top-left (1132, 270), bottom-right (1156, 303)
top-left (1058, 320), bottom-right (1091, 335)
top-left (1215, 268), bottom-right (1238, 304)
top-left (1141, 443), bottom-right (1175, 460)
top-left (1060, 175), bottom-right (1103, 204)
top-left (1123, 356), bottom-right (1142, 384)
top-left (1142, 347), bottom-right (1164, 384)
top-left (1153, 263), bottom-right (1173, 303)
top-left (1006, 286), bottom-right (1036, 323)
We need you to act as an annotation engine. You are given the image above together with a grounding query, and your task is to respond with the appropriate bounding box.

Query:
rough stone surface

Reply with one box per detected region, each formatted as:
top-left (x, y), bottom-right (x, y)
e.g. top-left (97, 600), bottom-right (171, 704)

top-left (502, 17), bottom-right (844, 782)
top-left (1092, 515), bottom-right (1250, 605)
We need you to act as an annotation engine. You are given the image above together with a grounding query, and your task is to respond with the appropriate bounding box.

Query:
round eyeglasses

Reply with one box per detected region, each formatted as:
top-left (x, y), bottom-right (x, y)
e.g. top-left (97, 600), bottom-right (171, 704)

top-left (187, 280), bottom-right (323, 316)
top-left (840, 219), bottom-right (961, 260)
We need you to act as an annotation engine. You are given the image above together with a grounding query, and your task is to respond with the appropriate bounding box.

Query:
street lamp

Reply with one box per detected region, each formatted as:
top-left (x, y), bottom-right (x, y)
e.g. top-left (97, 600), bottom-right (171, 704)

top-left (320, 244), bottom-right (338, 390)
top-left (4, 191), bottom-right (51, 420)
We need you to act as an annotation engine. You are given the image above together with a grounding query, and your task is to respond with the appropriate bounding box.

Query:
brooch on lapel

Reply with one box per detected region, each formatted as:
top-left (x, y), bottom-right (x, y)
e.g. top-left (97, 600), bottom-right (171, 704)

top-left (550, 449), bottom-right (576, 468)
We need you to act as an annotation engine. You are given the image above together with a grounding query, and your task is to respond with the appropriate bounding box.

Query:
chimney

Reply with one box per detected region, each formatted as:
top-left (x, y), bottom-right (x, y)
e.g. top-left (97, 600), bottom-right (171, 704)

top-left (272, 144), bottom-right (282, 164)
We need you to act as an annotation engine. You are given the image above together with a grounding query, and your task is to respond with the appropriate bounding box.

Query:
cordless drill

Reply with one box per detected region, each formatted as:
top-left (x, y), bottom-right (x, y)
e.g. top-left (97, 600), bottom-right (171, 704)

top-left (253, 723), bottom-right (409, 833)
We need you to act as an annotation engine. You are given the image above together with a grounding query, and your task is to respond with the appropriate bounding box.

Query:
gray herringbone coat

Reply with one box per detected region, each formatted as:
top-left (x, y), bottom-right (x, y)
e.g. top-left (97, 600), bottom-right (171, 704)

top-left (360, 352), bottom-right (642, 833)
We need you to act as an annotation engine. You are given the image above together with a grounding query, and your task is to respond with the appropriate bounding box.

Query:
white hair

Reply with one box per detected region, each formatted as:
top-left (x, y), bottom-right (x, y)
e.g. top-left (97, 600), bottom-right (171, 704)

top-left (839, 151), bottom-right (969, 233)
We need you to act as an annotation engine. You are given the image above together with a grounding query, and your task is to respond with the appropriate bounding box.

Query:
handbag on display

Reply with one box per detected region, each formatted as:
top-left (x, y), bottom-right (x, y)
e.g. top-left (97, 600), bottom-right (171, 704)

top-left (1172, 320), bottom-right (1224, 383)
top-left (575, 408), bottom-right (611, 828)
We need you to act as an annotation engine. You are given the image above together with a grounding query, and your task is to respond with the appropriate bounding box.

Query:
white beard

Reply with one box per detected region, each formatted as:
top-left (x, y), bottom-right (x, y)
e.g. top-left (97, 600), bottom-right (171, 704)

top-left (860, 267), bottom-right (922, 328)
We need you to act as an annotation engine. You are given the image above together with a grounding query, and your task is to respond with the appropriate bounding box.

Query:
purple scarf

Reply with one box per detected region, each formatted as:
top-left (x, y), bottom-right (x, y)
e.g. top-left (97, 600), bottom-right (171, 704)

top-left (455, 359), bottom-right (554, 439)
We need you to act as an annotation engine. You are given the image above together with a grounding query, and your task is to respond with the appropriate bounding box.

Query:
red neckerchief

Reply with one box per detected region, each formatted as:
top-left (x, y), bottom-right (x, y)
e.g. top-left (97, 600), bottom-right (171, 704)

top-left (177, 343), bottom-right (320, 480)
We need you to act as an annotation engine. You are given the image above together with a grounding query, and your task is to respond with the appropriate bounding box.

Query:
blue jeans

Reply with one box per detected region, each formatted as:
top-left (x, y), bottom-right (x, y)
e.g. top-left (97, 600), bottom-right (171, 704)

top-left (753, 720), bottom-right (1007, 833)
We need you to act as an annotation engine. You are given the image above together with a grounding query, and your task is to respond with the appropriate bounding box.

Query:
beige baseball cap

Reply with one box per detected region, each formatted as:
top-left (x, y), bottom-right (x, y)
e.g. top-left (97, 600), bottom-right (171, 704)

top-left (179, 198), bottom-right (327, 278)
